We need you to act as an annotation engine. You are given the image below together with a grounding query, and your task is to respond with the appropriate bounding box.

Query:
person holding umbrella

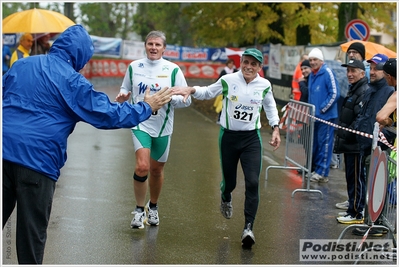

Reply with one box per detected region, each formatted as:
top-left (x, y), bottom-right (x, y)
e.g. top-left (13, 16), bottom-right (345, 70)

top-left (30, 33), bottom-right (51, 55)
top-left (9, 32), bottom-right (33, 67)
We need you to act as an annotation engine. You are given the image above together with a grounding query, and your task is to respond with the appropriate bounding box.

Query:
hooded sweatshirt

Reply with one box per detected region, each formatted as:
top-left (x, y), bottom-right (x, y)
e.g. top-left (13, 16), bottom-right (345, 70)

top-left (3, 25), bottom-right (153, 181)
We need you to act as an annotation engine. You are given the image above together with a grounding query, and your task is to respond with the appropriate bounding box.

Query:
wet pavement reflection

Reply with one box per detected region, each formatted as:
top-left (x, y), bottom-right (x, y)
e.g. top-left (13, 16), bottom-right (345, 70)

top-left (2, 85), bottom-right (393, 265)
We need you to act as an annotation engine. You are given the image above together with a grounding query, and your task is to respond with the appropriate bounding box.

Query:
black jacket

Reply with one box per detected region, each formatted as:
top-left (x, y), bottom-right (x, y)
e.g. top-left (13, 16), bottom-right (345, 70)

top-left (299, 78), bottom-right (308, 103)
top-left (334, 76), bottom-right (368, 154)
top-left (354, 78), bottom-right (395, 156)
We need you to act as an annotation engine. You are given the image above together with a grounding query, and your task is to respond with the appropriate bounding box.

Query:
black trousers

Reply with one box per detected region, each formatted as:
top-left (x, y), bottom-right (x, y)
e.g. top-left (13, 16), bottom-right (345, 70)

top-left (344, 153), bottom-right (366, 217)
top-left (3, 160), bottom-right (56, 264)
top-left (219, 128), bottom-right (262, 228)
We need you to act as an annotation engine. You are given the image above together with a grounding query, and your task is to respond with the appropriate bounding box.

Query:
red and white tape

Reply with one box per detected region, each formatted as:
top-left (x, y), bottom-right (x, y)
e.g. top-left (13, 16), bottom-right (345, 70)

top-left (287, 102), bottom-right (397, 152)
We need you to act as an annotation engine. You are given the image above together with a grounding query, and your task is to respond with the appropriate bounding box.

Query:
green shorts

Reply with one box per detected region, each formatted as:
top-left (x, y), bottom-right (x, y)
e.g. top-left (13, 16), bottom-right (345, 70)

top-left (132, 129), bottom-right (171, 162)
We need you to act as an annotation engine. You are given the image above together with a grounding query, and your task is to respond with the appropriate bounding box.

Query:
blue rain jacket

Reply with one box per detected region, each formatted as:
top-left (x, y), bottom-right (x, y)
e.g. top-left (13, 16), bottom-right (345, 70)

top-left (308, 63), bottom-right (340, 121)
top-left (3, 25), bottom-right (153, 181)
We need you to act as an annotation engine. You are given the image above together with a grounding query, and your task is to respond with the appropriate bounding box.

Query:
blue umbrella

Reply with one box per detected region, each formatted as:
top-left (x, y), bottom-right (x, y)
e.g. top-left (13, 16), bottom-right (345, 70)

top-left (324, 59), bottom-right (349, 98)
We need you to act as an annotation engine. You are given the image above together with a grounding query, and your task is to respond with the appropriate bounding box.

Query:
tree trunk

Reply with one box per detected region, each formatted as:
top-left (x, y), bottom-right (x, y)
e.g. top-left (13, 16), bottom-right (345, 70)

top-left (338, 3), bottom-right (358, 41)
top-left (296, 3), bottom-right (311, 45)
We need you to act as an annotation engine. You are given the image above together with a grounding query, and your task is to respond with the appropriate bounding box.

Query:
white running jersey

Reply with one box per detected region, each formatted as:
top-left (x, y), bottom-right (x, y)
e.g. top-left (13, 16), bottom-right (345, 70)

top-left (120, 57), bottom-right (191, 137)
top-left (193, 71), bottom-right (279, 131)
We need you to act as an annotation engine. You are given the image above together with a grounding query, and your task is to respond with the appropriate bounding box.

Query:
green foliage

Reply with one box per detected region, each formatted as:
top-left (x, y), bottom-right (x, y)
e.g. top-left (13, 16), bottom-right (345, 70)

top-left (2, 2), bottom-right (396, 50)
top-left (2, 2), bottom-right (30, 18)
top-left (132, 3), bottom-right (192, 46)
top-left (2, 2), bottom-right (62, 18)
top-left (78, 3), bottom-right (135, 39)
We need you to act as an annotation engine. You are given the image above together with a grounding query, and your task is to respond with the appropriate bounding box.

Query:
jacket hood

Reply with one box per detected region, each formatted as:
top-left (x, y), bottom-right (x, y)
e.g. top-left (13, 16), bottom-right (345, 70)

top-left (49, 25), bottom-right (94, 71)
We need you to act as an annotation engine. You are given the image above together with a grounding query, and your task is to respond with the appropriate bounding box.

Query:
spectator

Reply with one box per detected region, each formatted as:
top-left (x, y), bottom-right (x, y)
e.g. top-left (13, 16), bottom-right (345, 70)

top-left (31, 33), bottom-right (51, 55)
top-left (3, 25), bottom-right (172, 264)
top-left (376, 58), bottom-right (397, 127)
top-left (115, 30), bottom-right (191, 230)
top-left (299, 59), bottom-right (311, 103)
top-left (2, 40), bottom-right (11, 75)
top-left (292, 54), bottom-right (309, 101)
top-left (307, 48), bottom-right (340, 183)
top-left (355, 54), bottom-right (395, 167)
top-left (346, 42), bottom-right (370, 81)
top-left (10, 33), bottom-right (33, 67)
top-left (351, 54), bottom-right (395, 237)
top-left (171, 48), bottom-right (281, 248)
top-left (334, 41), bottom-right (370, 209)
top-left (214, 58), bottom-right (238, 124)
top-left (334, 59), bottom-right (368, 224)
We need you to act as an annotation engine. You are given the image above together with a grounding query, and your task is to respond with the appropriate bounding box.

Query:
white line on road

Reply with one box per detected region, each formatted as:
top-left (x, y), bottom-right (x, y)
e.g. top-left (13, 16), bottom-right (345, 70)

top-left (262, 155), bottom-right (280, 165)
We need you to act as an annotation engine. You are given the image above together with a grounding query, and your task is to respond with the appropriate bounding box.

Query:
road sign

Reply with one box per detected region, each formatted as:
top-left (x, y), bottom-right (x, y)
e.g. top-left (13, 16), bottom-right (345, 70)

top-left (367, 146), bottom-right (387, 223)
top-left (345, 19), bottom-right (370, 41)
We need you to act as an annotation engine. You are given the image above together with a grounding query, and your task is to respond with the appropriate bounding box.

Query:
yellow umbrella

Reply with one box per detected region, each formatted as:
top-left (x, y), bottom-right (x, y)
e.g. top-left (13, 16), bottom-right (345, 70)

top-left (340, 40), bottom-right (397, 60)
top-left (2, 8), bottom-right (75, 34)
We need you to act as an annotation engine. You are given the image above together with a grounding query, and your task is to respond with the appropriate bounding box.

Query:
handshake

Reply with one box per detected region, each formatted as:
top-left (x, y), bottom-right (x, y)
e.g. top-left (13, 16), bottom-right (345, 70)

top-left (115, 86), bottom-right (172, 112)
top-left (115, 86), bottom-right (195, 112)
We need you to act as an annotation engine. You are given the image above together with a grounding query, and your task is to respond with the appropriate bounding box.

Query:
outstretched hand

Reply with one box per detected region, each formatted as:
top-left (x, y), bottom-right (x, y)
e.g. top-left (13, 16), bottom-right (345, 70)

top-left (114, 91), bottom-right (131, 103)
top-left (144, 86), bottom-right (173, 112)
top-left (170, 86), bottom-right (195, 103)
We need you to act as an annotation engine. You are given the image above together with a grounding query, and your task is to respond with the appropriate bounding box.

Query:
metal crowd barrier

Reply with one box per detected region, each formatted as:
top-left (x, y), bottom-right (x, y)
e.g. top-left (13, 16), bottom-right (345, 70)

top-left (336, 124), bottom-right (397, 264)
top-left (265, 100), bottom-right (323, 199)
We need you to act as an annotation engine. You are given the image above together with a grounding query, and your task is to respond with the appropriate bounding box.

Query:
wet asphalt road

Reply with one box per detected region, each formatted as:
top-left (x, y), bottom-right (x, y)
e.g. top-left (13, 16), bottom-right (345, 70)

top-left (2, 84), bottom-right (394, 265)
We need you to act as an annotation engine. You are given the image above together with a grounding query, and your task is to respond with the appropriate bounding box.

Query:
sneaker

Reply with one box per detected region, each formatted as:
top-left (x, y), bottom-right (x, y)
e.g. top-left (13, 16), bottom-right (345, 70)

top-left (220, 199), bottom-right (233, 219)
top-left (241, 223), bottom-right (255, 248)
top-left (336, 214), bottom-right (364, 224)
top-left (336, 200), bottom-right (349, 210)
top-left (145, 201), bottom-right (159, 226)
top-left (330, 164), bottom-right (339, 169)
top-left (309, 172), bottom-right (322, 182)
top-left (131, 208), bottom-right (145, 229)
top-left (337, 211), bottom-right (349, 217)
top-left (318, 176), bottom-right (329, 183)
top-left (352, 227), bottom-right (387, 237)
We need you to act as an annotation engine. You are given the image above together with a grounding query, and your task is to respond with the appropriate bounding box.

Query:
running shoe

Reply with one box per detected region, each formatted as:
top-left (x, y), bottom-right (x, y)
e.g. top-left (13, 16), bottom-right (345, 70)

top-left (131, 208), bottom-right (145, 229)
top-left (220, 199), bottom-right (233, 219)
top-left (145, 201), bottom-right (159, 226)
top-left (310, 172), bottom-right (322, 182)
top-left (352, 227), bottom-right (387, 237)
top-left (336, 214), bottom-right (364, 224)
top-left (336, 200), bottom-right (349, 210)
top-left (241, 223), bottom-right (255, 248)
top-left (337, 211), bottom-right (349, 217)
top-left (318, 176), bottom-right (329, 183)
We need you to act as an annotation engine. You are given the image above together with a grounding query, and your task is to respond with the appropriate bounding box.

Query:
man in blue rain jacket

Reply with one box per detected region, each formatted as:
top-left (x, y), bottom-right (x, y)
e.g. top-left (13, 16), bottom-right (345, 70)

top-left (2, 25), bottom-right (172, 264)
top-left (307, 48), bottom-right (340, 183)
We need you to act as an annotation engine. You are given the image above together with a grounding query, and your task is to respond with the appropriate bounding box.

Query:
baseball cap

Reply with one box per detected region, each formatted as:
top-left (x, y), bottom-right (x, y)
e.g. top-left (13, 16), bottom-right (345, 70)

top-left (367, 53), bottom-right (389, 70)
top-left (242, 48), bottom-right (263, 63)
top-left (383, 58), bottom-right (397, 78)
top-left (341, 59), bottom-right (365, 70)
